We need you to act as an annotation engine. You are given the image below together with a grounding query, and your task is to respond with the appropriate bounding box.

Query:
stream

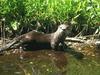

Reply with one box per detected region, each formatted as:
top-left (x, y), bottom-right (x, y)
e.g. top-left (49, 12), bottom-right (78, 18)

top-left (0, 48), bottom-right (99, 75)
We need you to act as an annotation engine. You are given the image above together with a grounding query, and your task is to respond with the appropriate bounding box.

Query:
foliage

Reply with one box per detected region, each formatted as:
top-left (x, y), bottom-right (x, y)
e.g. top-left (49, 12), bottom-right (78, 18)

top-left (0, 0), bottom-right (100, 36)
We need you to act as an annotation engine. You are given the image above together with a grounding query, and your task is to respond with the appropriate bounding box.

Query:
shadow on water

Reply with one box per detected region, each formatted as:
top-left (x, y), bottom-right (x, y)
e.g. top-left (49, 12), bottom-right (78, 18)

top-left (60, 43), bottom-right (84, 60)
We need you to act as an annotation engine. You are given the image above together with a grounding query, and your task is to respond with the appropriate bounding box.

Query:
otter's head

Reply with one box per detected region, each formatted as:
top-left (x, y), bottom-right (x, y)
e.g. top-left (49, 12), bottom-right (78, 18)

top-left (57, 24), bottom-right (70, 33)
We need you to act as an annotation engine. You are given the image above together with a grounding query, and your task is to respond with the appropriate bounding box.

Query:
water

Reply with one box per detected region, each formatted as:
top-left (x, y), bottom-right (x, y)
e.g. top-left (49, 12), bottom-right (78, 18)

top-left (0, 50), bottom-right (68, 75)
top-left (0, 49), bottom-right (100, 75)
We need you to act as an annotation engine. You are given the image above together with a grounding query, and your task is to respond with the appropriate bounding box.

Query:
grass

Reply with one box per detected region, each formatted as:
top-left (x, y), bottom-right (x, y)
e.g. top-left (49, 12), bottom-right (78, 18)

top-left (0, 0), bottom-right (100, 36)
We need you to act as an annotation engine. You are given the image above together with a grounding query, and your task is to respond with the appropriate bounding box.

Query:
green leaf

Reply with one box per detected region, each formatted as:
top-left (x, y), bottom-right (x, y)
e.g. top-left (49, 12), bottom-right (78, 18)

top-left (11, 21), bottom-right (19, 30)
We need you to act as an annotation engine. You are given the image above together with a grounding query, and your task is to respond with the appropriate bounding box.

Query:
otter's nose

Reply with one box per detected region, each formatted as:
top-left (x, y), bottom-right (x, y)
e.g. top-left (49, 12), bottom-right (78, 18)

top-left (62, 28), bottom-right (66, 31)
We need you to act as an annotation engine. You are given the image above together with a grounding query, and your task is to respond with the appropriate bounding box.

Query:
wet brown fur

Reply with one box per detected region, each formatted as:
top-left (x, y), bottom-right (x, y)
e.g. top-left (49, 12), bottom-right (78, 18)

top-left (0, 24), bottom-right (71, 51)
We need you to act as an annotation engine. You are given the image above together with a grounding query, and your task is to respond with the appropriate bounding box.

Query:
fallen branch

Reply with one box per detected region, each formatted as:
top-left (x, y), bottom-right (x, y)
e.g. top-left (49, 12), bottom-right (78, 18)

top-left (65, 37), bottom-right (85, 43)
top-left (95, 41), bottom-right (100, 45)
top-left (65, 37), bottom-right (100, 45)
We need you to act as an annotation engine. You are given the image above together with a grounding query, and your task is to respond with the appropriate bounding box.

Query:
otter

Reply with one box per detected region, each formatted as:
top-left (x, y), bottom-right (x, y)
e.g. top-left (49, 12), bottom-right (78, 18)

top-left (0, 24), bottom-right (71, 51)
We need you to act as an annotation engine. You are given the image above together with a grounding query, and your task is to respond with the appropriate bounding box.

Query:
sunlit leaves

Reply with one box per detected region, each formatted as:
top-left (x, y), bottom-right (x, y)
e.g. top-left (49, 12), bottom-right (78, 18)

top-left (0, 0), bottom-right (100, 35)
top-left (11, 21), bottom-right (20, 30)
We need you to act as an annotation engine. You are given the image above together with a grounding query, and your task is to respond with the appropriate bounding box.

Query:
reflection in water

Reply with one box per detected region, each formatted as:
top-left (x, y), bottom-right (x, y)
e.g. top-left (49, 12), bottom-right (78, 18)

top-left (0, 47), bottom-right (100, 75)
top-left (0, 50), bottom-right (68, 75)
top-left (21, 50), bottom-right (68, 74)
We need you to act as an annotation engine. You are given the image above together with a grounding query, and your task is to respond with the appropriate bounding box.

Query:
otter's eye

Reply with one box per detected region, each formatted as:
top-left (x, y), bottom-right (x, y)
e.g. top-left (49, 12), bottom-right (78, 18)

top-left (60, 26), bottom-right (62, 29)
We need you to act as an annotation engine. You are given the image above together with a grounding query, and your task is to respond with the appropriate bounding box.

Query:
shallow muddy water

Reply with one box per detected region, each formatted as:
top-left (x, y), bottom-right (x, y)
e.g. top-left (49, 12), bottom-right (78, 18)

top-left (0, 50), bottom-right (68, 75)
top-left (0, 49), bottom-right (100, 75)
